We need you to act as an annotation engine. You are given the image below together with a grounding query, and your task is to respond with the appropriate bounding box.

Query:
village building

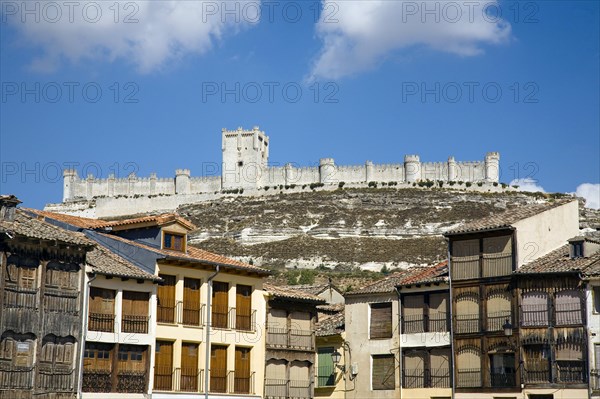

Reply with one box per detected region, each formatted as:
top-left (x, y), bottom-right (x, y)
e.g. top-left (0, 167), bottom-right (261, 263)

top-left (291, 283), bottom-right (345, 306)
top-left (0, 196), bottom-right (93, 399)
top-left (315, 309), bottom-right (345, 399)
top-left (262, 284), bottom-right (325, 399)
top-left (444, 199), bottom-right (580, 399)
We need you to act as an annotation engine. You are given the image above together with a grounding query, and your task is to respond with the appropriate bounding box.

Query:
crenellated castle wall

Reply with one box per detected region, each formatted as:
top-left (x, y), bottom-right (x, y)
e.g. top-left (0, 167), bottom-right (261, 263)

top-left (60, 127), bottom-right (500, 202)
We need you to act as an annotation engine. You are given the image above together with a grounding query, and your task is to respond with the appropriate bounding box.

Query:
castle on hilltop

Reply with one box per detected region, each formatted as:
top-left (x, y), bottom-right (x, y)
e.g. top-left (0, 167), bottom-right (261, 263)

top-left (62, 126), bottom-right (500, 202)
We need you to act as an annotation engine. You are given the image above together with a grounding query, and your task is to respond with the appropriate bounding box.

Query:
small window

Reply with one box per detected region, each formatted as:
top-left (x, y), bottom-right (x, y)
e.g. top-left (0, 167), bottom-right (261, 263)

top-left (238, 161), bottom-right (244, 167)
top-left (372, 354), bottom-right (395, 390)
top-left (594, 287), bottom-right (600, 314)
top-left (163, 232), bottom-right (185, 251)
top-left (370, 302), bottom-right (393, 339)
top-left (573, 242), bottom-right (583, 258)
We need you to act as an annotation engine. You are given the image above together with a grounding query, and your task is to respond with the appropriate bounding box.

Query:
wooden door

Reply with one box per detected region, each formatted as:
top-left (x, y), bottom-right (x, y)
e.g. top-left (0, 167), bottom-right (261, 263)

top-left (157, 275), bottom-right (176, 323)
top-left (234, 347), bottom-right (251, 393)
top-left (236, 285), bottom-right (252, 330)
top-left (212, 282), bottom-right (229, 328)
top-left (210, 345), bottom-right (227, 393)
top-left (181, 343), bottom-right (199, 391)
top-left (154, 341), bottom-right (173, 391)
top-left (183, 278), bottom-right (201, 326)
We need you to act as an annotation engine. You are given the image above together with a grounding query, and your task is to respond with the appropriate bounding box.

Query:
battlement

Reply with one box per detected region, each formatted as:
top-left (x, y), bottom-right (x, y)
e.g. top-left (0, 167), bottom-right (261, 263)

top-left (60, 126), bottom-right (500, 202)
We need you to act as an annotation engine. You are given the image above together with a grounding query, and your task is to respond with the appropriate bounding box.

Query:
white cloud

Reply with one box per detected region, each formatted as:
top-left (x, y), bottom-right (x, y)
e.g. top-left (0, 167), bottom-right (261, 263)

top-left (510, 178), bottom-right (545, 193)
top-left (310, 0), bottom-right (512, 80)
top-left (6, 1), bottom-right (256, 73)
top-left (576, 183), bottom-right (600, 210)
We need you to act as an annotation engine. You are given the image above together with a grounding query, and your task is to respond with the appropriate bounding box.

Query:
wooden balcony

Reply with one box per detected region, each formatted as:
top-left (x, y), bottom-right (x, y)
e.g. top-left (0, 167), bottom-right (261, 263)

top-left (122, 315), bottom-right (149, 334)
top-left (452, 253), bottom-right (513, 280)
top-left (88, 312), bottom-right (115, 332)
top-left (43, 287), bottom-right (79, 314)
top-left (486, 311), bottom-right (512, 332)
top-left (456, 368), bottom-right (481, 388)
top-left (454, 314), bottom-right (479, 334)
top-left (401, 313), bottom-right (449, 334)
top-left (402, 368), bottom-right (451, 388)
top-left (3, 286), bottom-right (38, 309)
top-left (265, 379), bottom-right (311, 399)
top-left (0, 364), bottom-right (34, 390)
top-left (266, 328), bottom-right (314, 351)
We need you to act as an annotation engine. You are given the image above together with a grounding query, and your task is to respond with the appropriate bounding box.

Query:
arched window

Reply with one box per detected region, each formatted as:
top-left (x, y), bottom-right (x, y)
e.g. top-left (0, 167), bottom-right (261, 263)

top-left (456, 345), bottom-right (482, 388)
top-left (0, 331), bottom-right (36, 367)
top-left (455, 292), bottom-right (480, 334)
top-left (521, 292), bottom-right (549, 326)
top-left (486, 289), bottom-right (511, 331)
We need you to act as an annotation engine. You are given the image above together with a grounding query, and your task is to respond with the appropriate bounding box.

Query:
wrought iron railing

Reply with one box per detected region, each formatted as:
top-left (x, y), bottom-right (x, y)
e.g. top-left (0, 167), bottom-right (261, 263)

top-left (3, 286), bottom-right (38, 309)
top-left (43, 287), bottom-right (78, 314)
top-left (157, 299), bottom-right (176, 324)
top-left (402, 368), bottom-right (451, 388)
top-left (117, 369), bottom-right (147, 393)
top-left (266, 327), bottom-right (314, 350)
top-left (556, 361), bottom-right (586, 383)
top-left (265, 378), bottom-right (289, 397)
top-left (454, 314), bottom-right (479, 334)
top-left (233, 371), bottom-right (255, 394)
top-left (234, 308), bottom-right (256, 331)
top-left (523, 363), bottom-right (551, 384)
top-left (486, 311), bottom-right (511, 332)
top-left (555, 303), bottom-right (583, 326)
top-left (0, 364), bottom-right (34, 390)
top-left (317, 365), bottom-right (336, 387)
top-left (456, 368), bottom-right (481, 388)
top-left (520, 305), bottom-right (549, 327)
top-left (211, 305), bottom-right (230, 329)
top-left (490, 368), bottom-right (516, 387)
top-left (182, 303), bottom-right (205, 326)
top-left (88, 312), bottom-right (115, 332)
top-left (82, 369), bottom-right (112, 392)
top-left (289, 379), bottom-right (311, 398)
top-left (401, 313), bottom-right (449, 334)
top-left (209, 369), bottom-right (228, 393)
top-left (153, 366), bottom-right (173, 391)
top-left (122, 314), bottom-right (149, 334)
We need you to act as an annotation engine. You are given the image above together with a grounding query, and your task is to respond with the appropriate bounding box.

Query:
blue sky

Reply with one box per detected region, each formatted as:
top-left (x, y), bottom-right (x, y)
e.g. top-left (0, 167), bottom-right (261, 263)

top-left (1, 0), bottom-right (599, 209)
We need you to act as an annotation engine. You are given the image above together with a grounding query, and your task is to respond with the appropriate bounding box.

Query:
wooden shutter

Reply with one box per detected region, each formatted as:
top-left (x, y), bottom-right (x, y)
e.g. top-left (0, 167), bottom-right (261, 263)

top-left (403, 295), bottom-right (425, 333)
top-left (522, 292), bottom-right (549, 326)
top-left (429, 293), bottom-right (448, 332)
top-left (119, 345), bottom-right (146, 372)
top-left (266, 359), bottom-right (286, 380)
top-left (154, 341), bottom-right (173, 390)
top-left (370, 303), bottom-right (393, 339)
top-left (483, 236), bottom-right (511, 254)
top-left (430, 348), bottom-right (451, 388)
top-left (123, 291), bottom-right (149, 316)
top-left (290, 311), bottom-right (311, 331)
top-left (212, 282), bottom-right (229, 329)
top-left (158, 275), bottom-right (176, 323)
top-left (555, 290), bottom-right (582, 325)
top-left (317, 347), bottom-right (335, 386)
top-left (181, 342), bottom-right (199, 391)
top-left (372, 355), bottom-right (395, 390)
top-left (183, 278), bottom-right (201, 325)
top-left (89, 287), bottom-right (115, 314)
top-left (236, 285), bottom-right (252, 330)
top-left (403, 351), bottom-right (425, 388)
top-left (210, 345), bottom-right (227, 393)
top-left (235, 347), bottom-right (251, 393)
top-left (268, 308), bottom-right (287, 328)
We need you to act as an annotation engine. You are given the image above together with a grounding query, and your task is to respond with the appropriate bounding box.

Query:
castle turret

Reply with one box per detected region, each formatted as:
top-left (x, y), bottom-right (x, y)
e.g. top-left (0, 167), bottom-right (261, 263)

top-left (447, 156), bottom-right (457, 181)
top-left (222, 126), bottom-right (269, 190)
top-left (63, 169), bottom-right (78, 201)
top-left (319, 158), bottom-right (337, 184)
top-left (404, 155), bottom-right (421, 183)
top-left (485, 152), bottom-right (500, 182)
top-left (365, 161), bottom-right (374, 183)
top-left (285, 163), bottom-right (295, 185)
top-left (175, 169), bottom-right (191, 194)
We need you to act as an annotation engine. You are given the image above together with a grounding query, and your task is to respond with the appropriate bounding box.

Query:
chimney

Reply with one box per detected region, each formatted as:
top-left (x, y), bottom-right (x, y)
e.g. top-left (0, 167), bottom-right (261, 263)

top-left (0, 195), bottom-right (21, 222)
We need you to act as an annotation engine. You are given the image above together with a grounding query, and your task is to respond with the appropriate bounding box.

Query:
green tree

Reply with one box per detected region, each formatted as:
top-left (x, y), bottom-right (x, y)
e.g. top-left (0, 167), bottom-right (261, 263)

top-left (298, 270), bottom-right (316, 285)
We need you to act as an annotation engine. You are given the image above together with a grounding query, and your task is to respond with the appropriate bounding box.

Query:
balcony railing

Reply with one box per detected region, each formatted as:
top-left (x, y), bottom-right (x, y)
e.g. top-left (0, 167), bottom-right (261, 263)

top-left (43, 287), bottom-right (78, 314)
top-left (182, 303), bottom-right (205, 326)
top-left (456, 369), bottom-right (481, 388)
top-left (208, 370), bottom-right (255, 395)
top-left (266, 327), bottom-right (314, 351)
top-left (591, 369), bottom-right (600, 391)
top-left (402, 368), bottom-right (451, 388)
top-left (486, 311), bottom-right (511, 332)
top-left (117, 370), bottom-right (147, 393)
top-left (557, 361), bottom-right (586, 383)
top-left (265, 379), bottom-right (311, 399)
top-left (289, 379), bottom-right (311, 398)
top-left (452, 252), bottom-right (513, 280)
top-left (454, 314), bottom-right (479, 334)
top-left (37, 364), bottom-right (74, 391)
top-left (154, 366), bottom-right (174, 391)
top-left (3, 286), bottom-right (38, 309)
top-left (88, 312), bottom-right (115, 332)
top-left (82, 369), bottom-right (112, 392)
top-left (401, 313), bottom-right (449, 334)
top-left (0, 364), bottom-right (34, 390)
top-left (523, 362), bottom-right (551, 384)
top-left (490, 368), bottom-right (516, 388)
top-left (233, 371), bottom-right (254, 394)
top-left (157, 299), bottom-right (176, 324)
top-left (555, 304), bottom-right (583, 326)
top-left (122, 314), bottom-right (149, 334)
top-left (520, 305), bottom-right (549, 327)
top-left (234, 308), bottom-right (256, 331)
top-left (317, 365), bottom-right (336, 387)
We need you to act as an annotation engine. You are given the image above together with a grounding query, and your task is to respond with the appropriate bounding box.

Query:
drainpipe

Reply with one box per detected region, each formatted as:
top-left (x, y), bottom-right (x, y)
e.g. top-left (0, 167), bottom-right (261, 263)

top-left (78, 272), bottom-right (97, 398)
top-left (447, 241), bottom-right (456, 399)
top-left (204, 266), bottom-right (220, 399)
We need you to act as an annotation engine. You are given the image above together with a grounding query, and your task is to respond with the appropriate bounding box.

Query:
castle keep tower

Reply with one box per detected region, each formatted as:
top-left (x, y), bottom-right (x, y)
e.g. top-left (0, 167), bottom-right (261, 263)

top-left (485, 152), bottom-right (500, 182)
top-left (222, 126), bottom-right (269, 190)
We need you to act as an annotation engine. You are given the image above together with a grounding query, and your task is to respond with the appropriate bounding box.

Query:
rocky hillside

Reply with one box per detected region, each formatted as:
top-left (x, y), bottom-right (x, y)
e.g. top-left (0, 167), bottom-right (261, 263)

top-left (179, 187), bottom-right (594, 272)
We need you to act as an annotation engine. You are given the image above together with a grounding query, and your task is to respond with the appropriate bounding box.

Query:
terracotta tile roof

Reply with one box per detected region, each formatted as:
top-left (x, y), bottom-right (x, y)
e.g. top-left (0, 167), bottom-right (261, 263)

top-left (26, 208), bottom-right (110, 229)
top-left (396, 260), bottom-right (449, 287)
top-left (347, 267), bottom-right (425, 296)
top-left (98, 233), bottom-right (270, 276)
top-left (444, 200), bottom-right (574, 235)
top-left (86, 245), bottom-right (161, 282)
top-left (264, 283), bottom-right (327, 303)
top-left (316, 312), bottom-right (345, 337)
top-left (516, 241), bottom-right (600, 275)
top-left (27, 209), bottom-right (196, 231)
top-left (317, 303), bottom-right (345, 313)
top-left (0, 211), bottom-right (93, 246)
